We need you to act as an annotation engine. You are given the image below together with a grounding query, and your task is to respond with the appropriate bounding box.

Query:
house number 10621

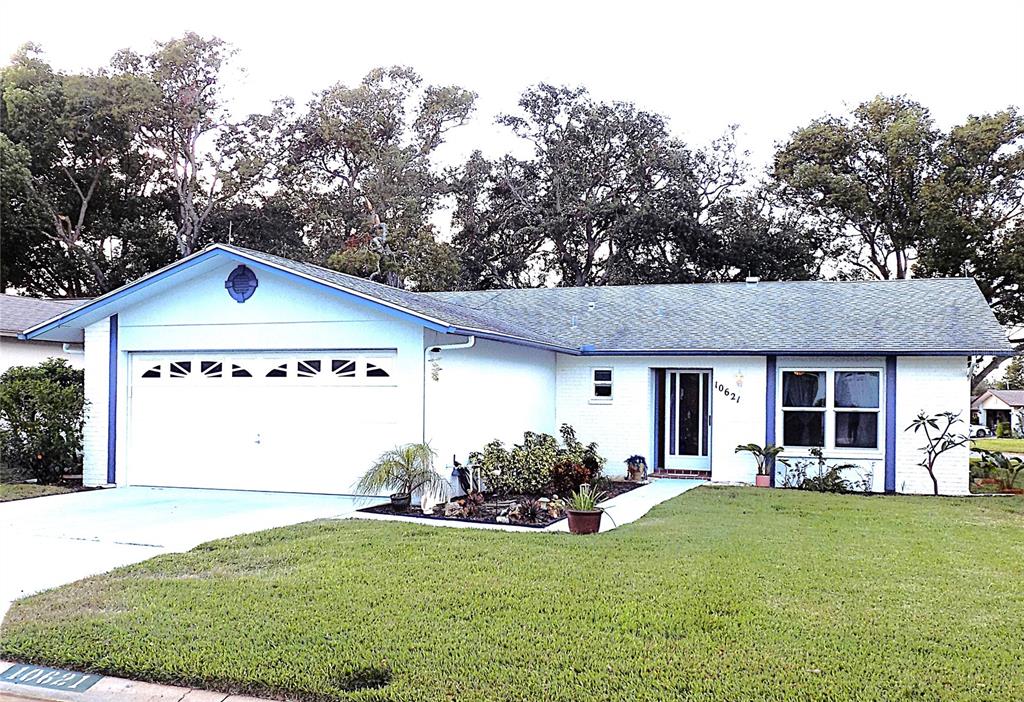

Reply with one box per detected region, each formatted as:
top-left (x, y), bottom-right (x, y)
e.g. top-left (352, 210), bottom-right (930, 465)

top-left (714, 381), bottom-right (741, 403)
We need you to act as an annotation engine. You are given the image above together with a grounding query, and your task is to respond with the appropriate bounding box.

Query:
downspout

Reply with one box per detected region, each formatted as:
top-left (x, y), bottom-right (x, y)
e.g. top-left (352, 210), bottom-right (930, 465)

top-left (422, 335), bottom-right (476, 444)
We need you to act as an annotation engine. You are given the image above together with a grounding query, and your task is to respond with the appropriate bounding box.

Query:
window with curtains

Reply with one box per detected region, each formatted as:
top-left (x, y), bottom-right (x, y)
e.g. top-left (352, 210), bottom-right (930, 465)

top-left (781, 369), bottom-right (881, 450)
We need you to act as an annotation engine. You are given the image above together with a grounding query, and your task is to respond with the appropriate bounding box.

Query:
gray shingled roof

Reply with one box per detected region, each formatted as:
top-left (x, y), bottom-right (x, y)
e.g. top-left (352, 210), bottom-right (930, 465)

top-left (983, 389), bottom-right (1024, 407)
top-left (20, 244), bottom-right (1014, 356)
top-left (425, 278), bottom-right (1012, 355)
top-left (1, 294), bottom-right (84, 341)
top-left (223, 246), bottom-right (577, 350)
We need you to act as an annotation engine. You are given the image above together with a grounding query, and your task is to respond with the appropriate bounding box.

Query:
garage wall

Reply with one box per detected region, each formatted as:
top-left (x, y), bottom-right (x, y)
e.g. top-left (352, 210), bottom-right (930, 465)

top-left (82, 320), bottom-right (112, 486)
top-left (84, 260), bottom-right (430, 488)
top-left (423, 333), bottom-right (557, 475)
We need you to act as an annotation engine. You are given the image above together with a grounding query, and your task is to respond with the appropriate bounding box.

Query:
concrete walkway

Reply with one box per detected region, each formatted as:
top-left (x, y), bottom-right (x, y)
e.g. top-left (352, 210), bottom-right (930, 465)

top-left (0, 661), bottom-right (272, 702)
top-left (546, 478), bottom-right (704, 532)
top-left (352, 478), bottom-right (705, 532)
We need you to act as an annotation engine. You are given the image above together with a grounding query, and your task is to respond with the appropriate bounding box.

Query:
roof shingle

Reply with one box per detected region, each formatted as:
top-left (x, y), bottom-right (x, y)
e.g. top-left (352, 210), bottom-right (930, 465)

top-left (1, 294), bottom-right (84, 340)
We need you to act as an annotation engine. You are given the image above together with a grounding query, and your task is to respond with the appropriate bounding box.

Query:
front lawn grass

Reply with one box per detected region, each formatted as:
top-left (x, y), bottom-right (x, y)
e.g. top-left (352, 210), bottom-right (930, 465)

top-left (2, 487), bottom-right (1022, 701)
top-left (973, 437), bottom-right (1024, 453)
top-left (0, 483), bottom-right (75, 502)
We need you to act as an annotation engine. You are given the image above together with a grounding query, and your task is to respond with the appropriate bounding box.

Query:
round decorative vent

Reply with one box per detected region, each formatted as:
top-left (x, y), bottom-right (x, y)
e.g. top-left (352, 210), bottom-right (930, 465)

top-left (225, 265), bottom-right (258, 303)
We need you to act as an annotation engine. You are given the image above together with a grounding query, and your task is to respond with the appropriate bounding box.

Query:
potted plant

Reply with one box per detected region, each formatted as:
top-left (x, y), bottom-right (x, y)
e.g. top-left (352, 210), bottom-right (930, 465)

top-left (975, 449), bottom-right (1024, 494)
top-left (735, 443), bottom-right (784, 487)
top-left (356, 443), bottom-right (449, 509)
top-left (566, 483), bottom-right (607, 535)
top-left (624, 455), bottom-right (648, 481)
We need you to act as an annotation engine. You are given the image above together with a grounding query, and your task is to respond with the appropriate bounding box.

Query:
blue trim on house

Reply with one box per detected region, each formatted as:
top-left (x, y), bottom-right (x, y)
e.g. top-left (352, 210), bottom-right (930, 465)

top-left (106, 314), bottom-right (118, 485)
top-left (575, 349), bottom-right (1008, 357)
top-left (21, 245), bottom-right (583, 355)
top-left (210, 250), bottom-right (454, 335)
top-left (21, 250), bottom-right (226, 340)
top-left (884, 355), bottom-right (897, 493)
top-left (765, 355), bottom-right (777, 487)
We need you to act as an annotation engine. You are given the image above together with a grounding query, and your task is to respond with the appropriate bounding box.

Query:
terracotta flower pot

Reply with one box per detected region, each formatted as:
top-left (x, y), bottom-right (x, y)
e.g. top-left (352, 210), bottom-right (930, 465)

top-left (755, 474), bottom-right (772, 488)
top-left (567, 509), bottom-right (603, 534)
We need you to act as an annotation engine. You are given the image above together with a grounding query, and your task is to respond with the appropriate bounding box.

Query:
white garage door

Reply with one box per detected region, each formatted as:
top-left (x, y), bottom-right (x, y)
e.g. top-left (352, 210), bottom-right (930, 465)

top-left (126, 351), bottom-right (399, 494)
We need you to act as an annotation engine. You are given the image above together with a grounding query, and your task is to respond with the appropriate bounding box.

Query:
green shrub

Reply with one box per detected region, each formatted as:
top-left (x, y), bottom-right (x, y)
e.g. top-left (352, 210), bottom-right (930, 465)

top-left (470, 424), bottom-right (605, 496)
top-left (548, 458), bottom-right (595, 496)
top-left (995, 421), bottom-right (1011, 438)
top-left (0, 359), bottom-right (86, 484)
top-left (779, 448), bottom-right (864, 493)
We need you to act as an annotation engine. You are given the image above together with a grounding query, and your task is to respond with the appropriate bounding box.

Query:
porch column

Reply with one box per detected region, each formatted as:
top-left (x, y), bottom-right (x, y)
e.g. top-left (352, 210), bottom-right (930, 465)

top-left (106, 314), bottom-right (118, 485)
top-left (765, 355), bottom-right (777, 486)
top-left (884, 355), bottom-right (897, 493)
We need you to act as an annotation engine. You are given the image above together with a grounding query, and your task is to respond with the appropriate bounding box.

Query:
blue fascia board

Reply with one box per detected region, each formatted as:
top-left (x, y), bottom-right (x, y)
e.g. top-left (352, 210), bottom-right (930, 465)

top-left (210, 250), bottom-right (453, 335)
top-left (451, 329), bottom-right (580, 355)
top-left (21, 245), bottom-right (578, 353)
top-left (22, 247), bottom-right (455, 339)
top-left (21, 249), bottom-right (223, 340)
top-left (575, 349), bottom-right (1005, 357)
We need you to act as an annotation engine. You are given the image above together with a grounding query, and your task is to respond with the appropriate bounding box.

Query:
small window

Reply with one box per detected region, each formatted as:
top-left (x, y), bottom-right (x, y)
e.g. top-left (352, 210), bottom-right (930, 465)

top-left (297, 360), bottom-right (321, 377)
top-left (141, 365), bottom-right (161, 379)
top-left (366, 362), bottom-right (390, 378)
top-left (835, 371), bottom-right (879, 408)
top-left (332, 359), bottom-right (356, 377)
top-left (266, 363), bottom-right (288, 378)
top-left (201, 361), bottom-right (223, 378)
top-left (835, 411), bottom-right (878, 448)
top-left (231, 364), bottom-right (252, 378)
top-left (781, 371), bottom-right (826, 447)
top-left (169, 361), bottom-right (192, 378)
top-left (593, 368), bottom-right (613, 400)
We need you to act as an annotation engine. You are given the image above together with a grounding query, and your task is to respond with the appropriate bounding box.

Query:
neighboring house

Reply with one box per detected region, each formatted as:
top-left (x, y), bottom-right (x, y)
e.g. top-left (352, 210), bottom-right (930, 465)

top-left (20, 244), bottom-right (1013, 496)
top-left (972, 389), bottom-right (1024, 436)
top-left (1, 294), bottom-right (85, 374)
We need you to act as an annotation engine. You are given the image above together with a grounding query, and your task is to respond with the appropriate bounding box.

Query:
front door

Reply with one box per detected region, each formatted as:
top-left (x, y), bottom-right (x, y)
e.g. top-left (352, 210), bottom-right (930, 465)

top-left (663, 370), bottom-right (711, 471)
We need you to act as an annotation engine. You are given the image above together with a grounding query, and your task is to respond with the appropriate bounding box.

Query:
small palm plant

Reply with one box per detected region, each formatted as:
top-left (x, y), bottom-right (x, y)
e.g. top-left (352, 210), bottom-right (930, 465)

top-left (735, 442), bottom-right (784, 486)
top-left (356, 443), bottom-right (449, 508)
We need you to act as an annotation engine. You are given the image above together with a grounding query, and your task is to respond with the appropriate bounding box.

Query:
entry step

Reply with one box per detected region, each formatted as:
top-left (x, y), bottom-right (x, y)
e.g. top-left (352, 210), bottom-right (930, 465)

top-left (651, 470), bottom-right (711, 480)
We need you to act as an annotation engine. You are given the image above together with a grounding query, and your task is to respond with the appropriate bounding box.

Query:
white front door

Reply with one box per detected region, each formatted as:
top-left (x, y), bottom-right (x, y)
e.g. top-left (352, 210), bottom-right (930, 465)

top-left (126, 351), bottom-right (399, 494)
top-left (663, 370), bottom-right (711, 471)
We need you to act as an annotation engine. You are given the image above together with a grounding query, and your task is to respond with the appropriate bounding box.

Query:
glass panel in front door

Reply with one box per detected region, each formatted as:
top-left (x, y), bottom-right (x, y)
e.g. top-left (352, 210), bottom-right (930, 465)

top-left (664, 371), bottom-right (710, 470)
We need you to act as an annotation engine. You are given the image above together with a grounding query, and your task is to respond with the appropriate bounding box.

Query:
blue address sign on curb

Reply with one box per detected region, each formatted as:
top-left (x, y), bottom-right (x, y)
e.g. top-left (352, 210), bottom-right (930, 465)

top-left (1, 663), bottom-right (102, 692)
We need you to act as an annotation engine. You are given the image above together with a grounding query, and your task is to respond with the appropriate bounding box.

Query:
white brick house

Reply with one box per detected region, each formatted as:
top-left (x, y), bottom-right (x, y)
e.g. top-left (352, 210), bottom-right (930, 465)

top-left (20, 244), bottom-right (1013, 496)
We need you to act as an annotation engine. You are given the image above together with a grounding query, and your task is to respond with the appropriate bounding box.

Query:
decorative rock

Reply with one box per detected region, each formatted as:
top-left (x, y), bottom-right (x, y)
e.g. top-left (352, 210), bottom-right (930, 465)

top-left (495, 516), bottom-right (510, 524)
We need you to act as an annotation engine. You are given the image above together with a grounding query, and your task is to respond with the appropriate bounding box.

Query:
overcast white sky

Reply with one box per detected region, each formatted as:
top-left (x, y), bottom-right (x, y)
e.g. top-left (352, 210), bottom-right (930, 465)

top-left (4, 0), bottom-right (1023, 170)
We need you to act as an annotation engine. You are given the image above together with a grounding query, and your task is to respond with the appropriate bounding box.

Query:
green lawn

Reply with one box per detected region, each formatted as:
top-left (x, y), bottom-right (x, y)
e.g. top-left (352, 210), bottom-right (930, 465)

top-left (973, 437), bottom-right (1024, 453)
top-left (2, 487), bottom-right (1023, 702)
top-left (0, 483), bottom-right (75, 502)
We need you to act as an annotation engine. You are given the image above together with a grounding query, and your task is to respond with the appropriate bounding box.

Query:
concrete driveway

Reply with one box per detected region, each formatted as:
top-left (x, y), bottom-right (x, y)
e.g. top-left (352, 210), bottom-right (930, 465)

top-left (0, 487), bottom-right (372, 617)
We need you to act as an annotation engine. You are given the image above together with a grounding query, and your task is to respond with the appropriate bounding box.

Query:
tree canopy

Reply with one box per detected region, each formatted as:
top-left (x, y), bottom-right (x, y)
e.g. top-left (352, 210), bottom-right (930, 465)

top-left (2, 37), bottom-right (1021, 382)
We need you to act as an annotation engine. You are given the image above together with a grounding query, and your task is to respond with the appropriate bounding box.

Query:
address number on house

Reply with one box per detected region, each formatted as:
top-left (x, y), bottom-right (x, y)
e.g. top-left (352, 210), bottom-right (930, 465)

top-left (0, 664), bottom-right (102, 693)
top-left (714, 381), bottom-right (741, 403)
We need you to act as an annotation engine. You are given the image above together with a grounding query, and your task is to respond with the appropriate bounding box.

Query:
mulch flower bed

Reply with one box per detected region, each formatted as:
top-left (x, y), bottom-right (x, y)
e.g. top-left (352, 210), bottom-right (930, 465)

top-left (359, 480), bottom-right (645, 528)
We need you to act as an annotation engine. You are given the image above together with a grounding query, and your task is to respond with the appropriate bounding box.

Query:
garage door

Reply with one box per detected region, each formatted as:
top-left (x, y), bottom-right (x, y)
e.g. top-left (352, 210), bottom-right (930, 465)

top-left (126, 351), bottom-right (399, 494)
